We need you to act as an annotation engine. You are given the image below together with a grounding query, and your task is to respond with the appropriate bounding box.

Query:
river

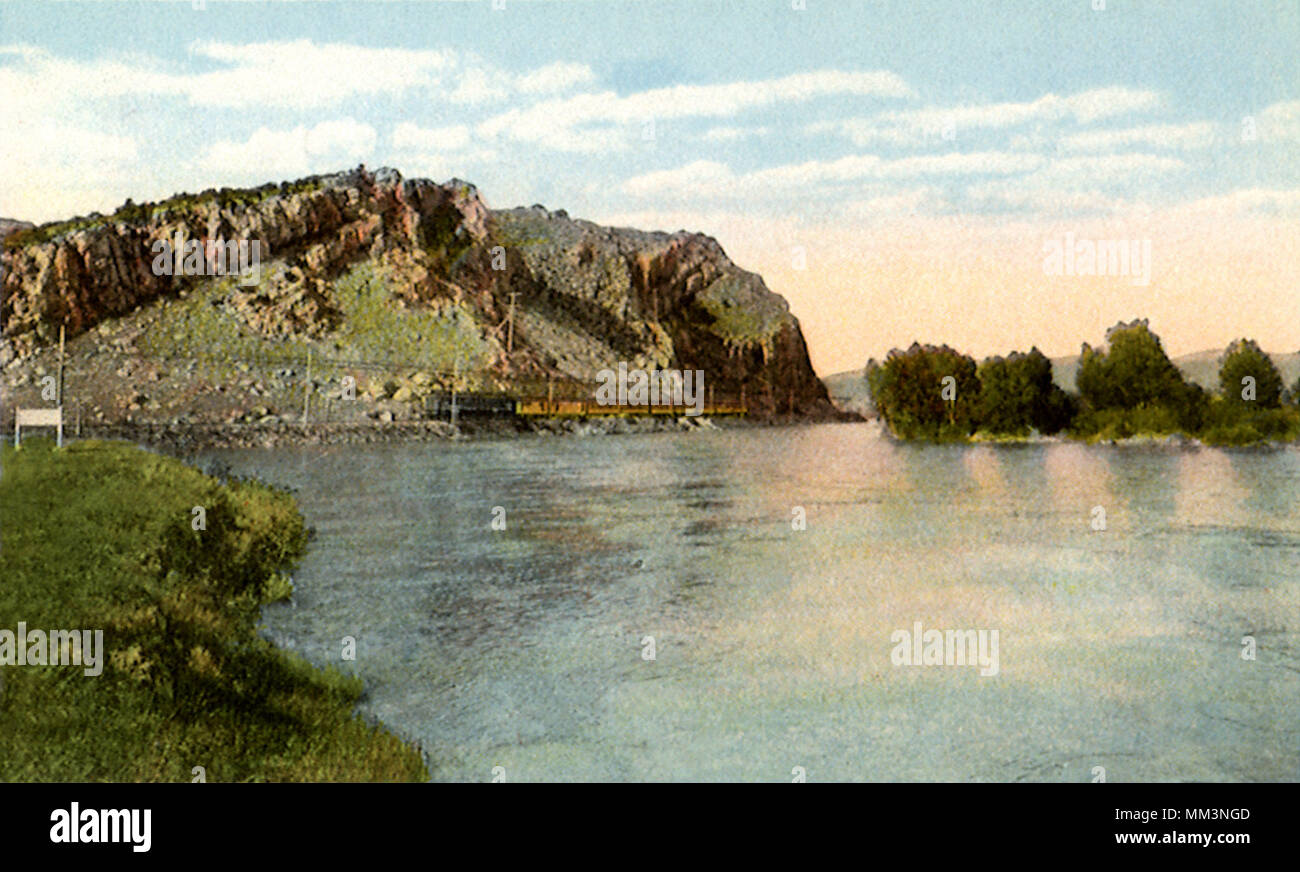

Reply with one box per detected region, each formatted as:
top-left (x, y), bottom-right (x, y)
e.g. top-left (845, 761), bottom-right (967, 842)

top-left (199, 423), bottom-right (1300, 781)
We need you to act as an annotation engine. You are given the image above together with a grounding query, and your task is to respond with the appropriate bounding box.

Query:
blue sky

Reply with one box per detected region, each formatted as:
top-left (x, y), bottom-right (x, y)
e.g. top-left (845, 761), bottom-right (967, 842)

top-left (3, 0), bottom-right (1298, 371)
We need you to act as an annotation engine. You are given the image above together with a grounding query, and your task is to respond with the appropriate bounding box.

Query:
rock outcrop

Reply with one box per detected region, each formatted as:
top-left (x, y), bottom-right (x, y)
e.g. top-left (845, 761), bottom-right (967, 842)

top-left (1, 166), bottom-right (835, 421)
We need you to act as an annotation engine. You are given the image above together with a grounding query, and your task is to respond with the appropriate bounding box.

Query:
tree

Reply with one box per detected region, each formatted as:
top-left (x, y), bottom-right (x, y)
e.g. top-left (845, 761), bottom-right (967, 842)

top-left (1077, 320), bottom-right (1188, 410)
top-left (866, 342), bottom-right (980, 439)
top-left (1219, 338), bottom-right (1283, 408)
top-left (977, 347), bottom-right (1075, 435)
top-left (1074, 320), bottom-right (1205, 434)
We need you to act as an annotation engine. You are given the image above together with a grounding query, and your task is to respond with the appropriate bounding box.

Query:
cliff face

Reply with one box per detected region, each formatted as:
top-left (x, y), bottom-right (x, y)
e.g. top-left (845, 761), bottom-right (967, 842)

top-left (489, 205), bottom-right (829, 415)
top-left (2, 169), bottom-right (487, 352)
top-left (1, 166), bottom-right (833, 420)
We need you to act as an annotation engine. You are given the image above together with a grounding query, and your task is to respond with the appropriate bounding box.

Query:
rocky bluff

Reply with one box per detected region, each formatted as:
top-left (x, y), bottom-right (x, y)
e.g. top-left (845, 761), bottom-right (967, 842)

top-left (1, 166), bottom-right (833, 419)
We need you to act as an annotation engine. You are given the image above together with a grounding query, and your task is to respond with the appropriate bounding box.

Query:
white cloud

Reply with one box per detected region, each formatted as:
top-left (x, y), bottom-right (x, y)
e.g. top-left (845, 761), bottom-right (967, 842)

top-left (517, 61), bottom-right (596, 94)
top-left (622, 151), bottom-right (1043, 199)
top-left (702, 126), bottom-right (770, 142)
top-left (874, 151), bottom-right (1045, 178)
top-left (1061, 123), bottom-right (1215, 152)
top-left (186, 40), bottom-right (462, 108)
top-left (393, 122), bottom-right (474, 152)
top-left (1257, 100), bottom-right (1300, 142)
top-left (1181, 188), bottom-right (1300, 218)
top-left (200, 119), bottom-right (377, 177)
top-left (1064, 87), bottom-right (1163, 123)
top-left (622, 160), bottom-right (738, 197)
top-left (841, 188), bottom-right (954, 219)
top-left (812, 87), bottom-right (1164, 147)
top-left (966, 154), bottom-right (1189, 215)
top-left (1, 118), bottom-right (137, 172)
top-left (448, 67), bottom-right (510, 104)
top-left (1041, 153), bottom-right (1188, 181)
top-left (478, 69), bottom-right (912, 152)
top-left (0, 112), bottom-right (147, 221)
top-left (0, 40), bottom-right (459, 112)
top-left (0, 41), bottom-right (596, 114)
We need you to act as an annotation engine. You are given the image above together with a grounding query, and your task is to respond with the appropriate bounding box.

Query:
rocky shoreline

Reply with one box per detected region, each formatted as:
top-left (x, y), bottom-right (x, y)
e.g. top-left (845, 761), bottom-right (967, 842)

top-left (70, 411), bottom-right (781, 452)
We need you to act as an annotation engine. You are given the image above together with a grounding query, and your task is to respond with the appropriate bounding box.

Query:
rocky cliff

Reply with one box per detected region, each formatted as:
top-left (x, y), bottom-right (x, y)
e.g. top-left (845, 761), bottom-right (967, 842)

top-left (1, 166), bottom-right (835, 429)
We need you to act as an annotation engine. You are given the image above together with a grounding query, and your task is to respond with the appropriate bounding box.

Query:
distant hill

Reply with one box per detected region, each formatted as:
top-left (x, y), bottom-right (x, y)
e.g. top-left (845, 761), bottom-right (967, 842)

top-left (0, 217), bottom-right (34, 243)
top-left (821, 370), bottom-right (874, 416)
top-left (1051, 349), bottom-right (1300, 392)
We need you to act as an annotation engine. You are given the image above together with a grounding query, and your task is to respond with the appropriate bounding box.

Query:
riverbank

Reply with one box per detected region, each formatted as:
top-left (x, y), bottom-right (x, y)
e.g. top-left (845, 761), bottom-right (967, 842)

top-left (0, 438), bottom-right (427, 781)
top-left (62, 411), bottom-right (835, 451)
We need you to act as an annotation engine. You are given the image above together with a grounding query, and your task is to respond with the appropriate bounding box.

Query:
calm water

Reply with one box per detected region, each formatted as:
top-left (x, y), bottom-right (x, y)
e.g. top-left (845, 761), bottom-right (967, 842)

top-left (200, 424), bottom-right (1300, 782)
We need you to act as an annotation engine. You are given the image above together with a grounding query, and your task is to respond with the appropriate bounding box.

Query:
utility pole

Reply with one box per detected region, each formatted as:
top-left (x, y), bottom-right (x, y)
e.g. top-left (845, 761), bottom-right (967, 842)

top-left (451, 351), bottom-right (459, 429)
top-left (57, 324), bottom-right (65, 407)
top-left (302, 349), bottom-right (311, 426)
top-left (506, 292), bottom-right (517, 354)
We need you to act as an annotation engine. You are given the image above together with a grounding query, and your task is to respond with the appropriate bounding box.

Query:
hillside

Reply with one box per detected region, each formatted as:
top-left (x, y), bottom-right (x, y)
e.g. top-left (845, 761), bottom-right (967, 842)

top-left (0, 217), bottom-right (34, 242)
top-left (1051, 350), bottom-right (1300, 392)
top-left (821, 370), bottom-right (875, 417)
top-left (0, 166), bottom-right (836, 438)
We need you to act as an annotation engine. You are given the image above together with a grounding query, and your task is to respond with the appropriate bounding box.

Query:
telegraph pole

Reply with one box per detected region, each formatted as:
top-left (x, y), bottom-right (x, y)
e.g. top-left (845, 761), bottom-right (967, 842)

top-left (507, 292), bottom-right (517, 354)
top-left (57, 324), bottom-right (65, 407)
top-left (302, 349), bottom-right (311, 426)
top-left (451, 351), bottom-right (459, 429)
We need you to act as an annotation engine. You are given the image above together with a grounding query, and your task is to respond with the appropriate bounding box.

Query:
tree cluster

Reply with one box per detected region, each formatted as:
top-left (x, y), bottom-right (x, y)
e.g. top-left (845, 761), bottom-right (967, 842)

top-left (865, 321), bottom-right (1298, 445)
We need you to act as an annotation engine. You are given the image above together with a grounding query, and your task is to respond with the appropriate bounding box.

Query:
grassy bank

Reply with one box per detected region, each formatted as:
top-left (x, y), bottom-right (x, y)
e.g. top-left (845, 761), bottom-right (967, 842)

top-left (0, 438), bottom-right (426, 781)
top-left (1066, 403), bottom-right (1300, 446)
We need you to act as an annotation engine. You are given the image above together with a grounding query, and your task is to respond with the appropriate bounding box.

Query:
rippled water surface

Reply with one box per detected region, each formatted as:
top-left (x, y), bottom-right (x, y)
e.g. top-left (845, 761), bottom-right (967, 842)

top-left (201, 424), bottom-right (1300, 781)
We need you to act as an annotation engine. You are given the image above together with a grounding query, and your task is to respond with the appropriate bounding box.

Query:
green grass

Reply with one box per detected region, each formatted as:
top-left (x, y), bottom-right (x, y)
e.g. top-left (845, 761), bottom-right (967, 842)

top-left (1198, 401), bottom-right (1300, 446)
top-left (1068, 400), bottom-right (1300, 446)
top-left (137, 276), bottom-right (316, 381)
top-left (0, 439), bottom-right (427, 781)
top-left (1068, 404), bottom-right (1185, 442)
top-left (331, 261), bottom-right (495, 372)
top-left (134, 261), bottom-right (496, 384)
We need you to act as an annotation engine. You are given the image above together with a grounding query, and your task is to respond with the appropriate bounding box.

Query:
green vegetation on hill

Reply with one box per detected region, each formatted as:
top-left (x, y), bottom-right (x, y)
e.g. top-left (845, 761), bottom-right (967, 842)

top-left (134, 261), bottom-right (495, 384)
top-left (0, 439), bottom-right (427, 781)
top-left (332, 262), bottom-right (494, 371)
top-left (697, 274), bottom-right (790, 350)
top-left (3, 178), bottom-right (325, 250)
top-left (864, 321), bottom-right (1300, 446)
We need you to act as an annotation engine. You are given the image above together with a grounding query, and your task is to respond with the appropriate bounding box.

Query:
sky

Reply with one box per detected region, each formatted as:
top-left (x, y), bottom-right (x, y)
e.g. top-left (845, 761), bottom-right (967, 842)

top-left (2, 0), bottom-right (1298, 375)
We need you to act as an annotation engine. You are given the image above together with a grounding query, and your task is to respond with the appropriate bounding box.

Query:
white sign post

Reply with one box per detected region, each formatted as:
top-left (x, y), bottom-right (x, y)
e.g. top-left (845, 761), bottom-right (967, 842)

top-left (15, 407), bottom-right (63, 448)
